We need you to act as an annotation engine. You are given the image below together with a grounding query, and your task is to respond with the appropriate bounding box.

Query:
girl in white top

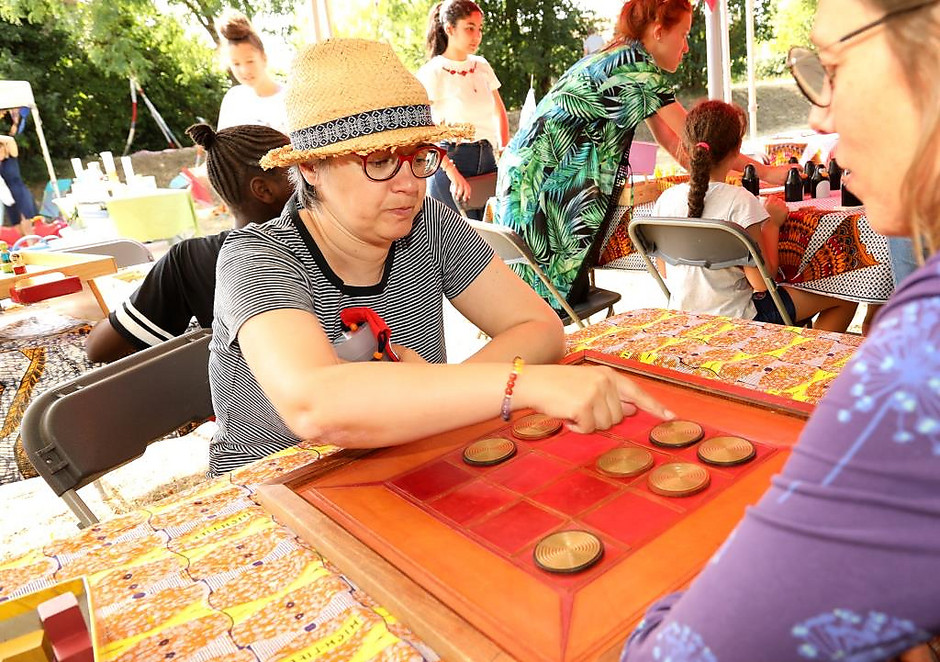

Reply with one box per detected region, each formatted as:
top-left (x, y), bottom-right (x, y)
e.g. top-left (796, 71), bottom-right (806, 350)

top-left (216, 10), bottom-right (288, 133)
top-left (653, 100), bottom-right (855, 332)
top-left (416, 0), bottom-right (509, 215)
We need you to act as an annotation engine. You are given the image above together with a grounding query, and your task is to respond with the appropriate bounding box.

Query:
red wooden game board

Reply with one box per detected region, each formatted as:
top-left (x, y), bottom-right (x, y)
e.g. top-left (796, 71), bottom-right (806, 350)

top-left (258, 352), bottom-right (810, 661)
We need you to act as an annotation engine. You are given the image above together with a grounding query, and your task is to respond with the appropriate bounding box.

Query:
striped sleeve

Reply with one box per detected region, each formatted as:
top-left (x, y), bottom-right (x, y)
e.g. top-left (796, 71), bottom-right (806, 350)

top-left (215, 229), bottom-right (316, 348)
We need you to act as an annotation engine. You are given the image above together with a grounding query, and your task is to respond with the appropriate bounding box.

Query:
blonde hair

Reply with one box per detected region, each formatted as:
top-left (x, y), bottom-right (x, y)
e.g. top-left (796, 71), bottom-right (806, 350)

top-left (870, 0), bottom-right (940, 255)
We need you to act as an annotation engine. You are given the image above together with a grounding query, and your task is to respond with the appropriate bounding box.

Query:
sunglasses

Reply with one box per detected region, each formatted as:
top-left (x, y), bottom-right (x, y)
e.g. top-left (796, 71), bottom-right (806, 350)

top-left (787, 0), bottom-right (939, 107)
top-left (359, 145), bottom-right (445, 182)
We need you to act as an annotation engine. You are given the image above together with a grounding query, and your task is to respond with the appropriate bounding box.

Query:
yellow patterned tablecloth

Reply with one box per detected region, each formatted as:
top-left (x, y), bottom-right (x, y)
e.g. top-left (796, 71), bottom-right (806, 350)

top-left (0, 309), bottom-right (863, 661)
top-left (567, 308), bottom-right (863, 406)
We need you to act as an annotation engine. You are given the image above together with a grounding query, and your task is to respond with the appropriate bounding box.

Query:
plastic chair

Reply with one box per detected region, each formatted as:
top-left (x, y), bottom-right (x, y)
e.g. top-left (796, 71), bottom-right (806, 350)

top-left (467, 219), bottom-right (621, 328)
top-left (627, 216), bottom-right (793, 326)
top-left (454, 171), bottom-right (498, 219)
top-left (20, 329), bottom-right (213, 527)
top-left (49, 238), bottom-right (154, 268)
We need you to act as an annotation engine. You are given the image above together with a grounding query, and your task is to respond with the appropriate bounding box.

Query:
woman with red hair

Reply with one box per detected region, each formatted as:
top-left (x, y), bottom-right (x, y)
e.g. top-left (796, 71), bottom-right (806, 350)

top-left (493, 0), bottom-right (791, 311)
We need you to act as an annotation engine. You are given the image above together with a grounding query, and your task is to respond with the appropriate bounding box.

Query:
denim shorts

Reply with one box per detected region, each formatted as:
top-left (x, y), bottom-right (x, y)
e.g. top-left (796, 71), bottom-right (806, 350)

top-left (752, 288), bottom-right (797, 326)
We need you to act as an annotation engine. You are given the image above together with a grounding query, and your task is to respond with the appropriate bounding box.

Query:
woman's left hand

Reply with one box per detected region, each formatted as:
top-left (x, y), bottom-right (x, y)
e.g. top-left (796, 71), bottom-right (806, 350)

top-left (449, 170), bottom-right (472, 204)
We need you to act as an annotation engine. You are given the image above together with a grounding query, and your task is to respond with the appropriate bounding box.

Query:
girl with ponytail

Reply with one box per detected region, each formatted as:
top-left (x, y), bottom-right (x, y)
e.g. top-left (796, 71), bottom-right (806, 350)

top-left (651, 99), bottom-right (854, 331)
top-left (416, 0), bottom-right (509, 216)
top-left (216, 10), bottom-right (287, 133)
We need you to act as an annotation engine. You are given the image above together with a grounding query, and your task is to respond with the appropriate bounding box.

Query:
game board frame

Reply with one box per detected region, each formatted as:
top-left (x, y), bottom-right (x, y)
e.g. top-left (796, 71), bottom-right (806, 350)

top-left (257, 351), bottom-right (810, 661)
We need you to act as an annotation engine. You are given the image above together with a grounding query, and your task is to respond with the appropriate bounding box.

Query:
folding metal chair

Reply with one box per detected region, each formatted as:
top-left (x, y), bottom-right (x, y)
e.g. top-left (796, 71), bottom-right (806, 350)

top-left (627, 216), bottom-right (793, 326)
top-left (467, 219), bottom-right (621, 328)
top-left (20, 329), bottom-right (213, 527)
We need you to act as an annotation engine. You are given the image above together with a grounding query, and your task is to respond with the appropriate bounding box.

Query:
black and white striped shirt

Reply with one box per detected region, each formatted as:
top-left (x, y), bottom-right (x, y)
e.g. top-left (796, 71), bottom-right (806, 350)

top-left (207, 196), bottom-right (494, 475)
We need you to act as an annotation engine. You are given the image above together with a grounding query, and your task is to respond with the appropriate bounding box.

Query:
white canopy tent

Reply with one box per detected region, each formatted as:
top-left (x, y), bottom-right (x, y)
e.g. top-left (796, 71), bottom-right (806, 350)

top-left (0, 80), bottom-right (59, 197)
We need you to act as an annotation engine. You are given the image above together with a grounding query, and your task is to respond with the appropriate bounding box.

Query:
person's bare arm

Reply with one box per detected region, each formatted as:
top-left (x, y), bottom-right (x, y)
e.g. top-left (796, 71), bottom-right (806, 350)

top-left (645, 102), bottom-right (687, 167)
top-left (493, 90), bottom-right (510, 149)
top-left (84, 319), bottom-right (139, 363)
top-left (452, 255), bottom-right (565, 365)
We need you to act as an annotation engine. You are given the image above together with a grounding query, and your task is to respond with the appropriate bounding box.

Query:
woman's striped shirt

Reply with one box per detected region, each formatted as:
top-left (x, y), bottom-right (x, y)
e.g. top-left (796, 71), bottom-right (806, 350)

top-left (207, 195), bottom-right (494, 476)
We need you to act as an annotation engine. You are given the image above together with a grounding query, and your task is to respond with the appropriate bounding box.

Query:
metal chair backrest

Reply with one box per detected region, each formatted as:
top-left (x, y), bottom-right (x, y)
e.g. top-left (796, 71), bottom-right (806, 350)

top-left (468, 219), bottom-right (602, 327)
top-left (20, 329), bottom-right (213, 527)
top-left (627, 216), bottom-right (793, 326)
top-left (52, 238), bottom-right (154, 268)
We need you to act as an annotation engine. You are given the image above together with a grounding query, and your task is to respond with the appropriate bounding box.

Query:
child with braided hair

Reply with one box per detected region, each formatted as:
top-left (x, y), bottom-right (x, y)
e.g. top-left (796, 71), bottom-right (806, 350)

top-left (84, 123), bottom-right (292, 363)
top-left (651, 100), bottom-right (855, 332)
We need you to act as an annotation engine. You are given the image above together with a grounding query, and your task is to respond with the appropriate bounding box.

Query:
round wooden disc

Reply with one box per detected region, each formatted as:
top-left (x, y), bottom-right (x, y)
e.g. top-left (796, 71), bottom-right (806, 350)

top-left (595, 447), bottom-right (654, 478)
top-left (697, 436), bottom-right (756, 467)
top-left (533, 530), bottom-right (604, 574)
top-left (648, 462), bottom-right (711, 497)
top-left (649, 420), bottom-right (704, 448)
top-left (512, 414), bottom-right (563, 440)
top-left (463, 438), bottom-right (517, 467)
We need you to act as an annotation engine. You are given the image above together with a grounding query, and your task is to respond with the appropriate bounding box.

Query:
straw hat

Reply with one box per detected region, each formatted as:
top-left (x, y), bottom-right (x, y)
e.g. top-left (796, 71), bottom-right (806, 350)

top-left (261, 39), bottom-right (474, 168)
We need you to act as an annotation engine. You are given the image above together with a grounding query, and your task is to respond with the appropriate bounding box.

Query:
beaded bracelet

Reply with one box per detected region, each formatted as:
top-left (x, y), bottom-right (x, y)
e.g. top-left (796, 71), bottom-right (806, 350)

top-left (500, 356), bottom-right (524, 421)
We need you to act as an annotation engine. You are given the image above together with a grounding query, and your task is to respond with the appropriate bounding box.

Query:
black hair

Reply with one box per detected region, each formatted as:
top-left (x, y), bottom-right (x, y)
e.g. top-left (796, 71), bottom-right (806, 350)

top-left (186, 123), bottom-right (289, 208)
top-left (425, 0), bottom-right (483, 59)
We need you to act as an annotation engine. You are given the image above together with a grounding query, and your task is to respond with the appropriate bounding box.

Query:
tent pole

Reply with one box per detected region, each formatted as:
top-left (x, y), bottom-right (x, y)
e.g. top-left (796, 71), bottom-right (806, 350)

top-left (745, 0), bottom-right (758, 140)
top-left (720, 0), bottom-right (732, 102)
top-left (30, 106), bottom-right (59, 198)
top-left (311, 0), bottom-right (323, 41)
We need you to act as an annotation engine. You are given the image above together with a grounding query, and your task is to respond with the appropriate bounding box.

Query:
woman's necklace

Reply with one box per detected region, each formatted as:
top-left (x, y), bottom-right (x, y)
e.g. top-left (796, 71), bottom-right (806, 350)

top-left (441, 61), bottom-right (478, 92)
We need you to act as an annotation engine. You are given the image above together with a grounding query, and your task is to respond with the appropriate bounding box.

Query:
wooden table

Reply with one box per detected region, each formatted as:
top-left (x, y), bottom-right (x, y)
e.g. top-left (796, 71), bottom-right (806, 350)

top-left (0, 310), bottom-right (860, 662)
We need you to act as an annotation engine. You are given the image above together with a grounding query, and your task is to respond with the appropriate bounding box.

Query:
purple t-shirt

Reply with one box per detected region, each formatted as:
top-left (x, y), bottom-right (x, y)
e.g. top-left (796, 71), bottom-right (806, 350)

top-left (622, 254), bottom-right (940, 661)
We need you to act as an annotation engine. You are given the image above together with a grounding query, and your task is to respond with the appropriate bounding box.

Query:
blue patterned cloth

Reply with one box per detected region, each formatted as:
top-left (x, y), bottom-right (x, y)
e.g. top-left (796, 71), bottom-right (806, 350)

top-left (621, 253), bottom-right (940, 661)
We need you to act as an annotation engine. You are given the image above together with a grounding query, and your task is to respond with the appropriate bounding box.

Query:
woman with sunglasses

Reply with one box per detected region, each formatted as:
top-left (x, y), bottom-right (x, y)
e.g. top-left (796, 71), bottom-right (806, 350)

top-left (207, 39), bottom-right (672, 477)
top-left (620, 2), bottom-right (940, 660)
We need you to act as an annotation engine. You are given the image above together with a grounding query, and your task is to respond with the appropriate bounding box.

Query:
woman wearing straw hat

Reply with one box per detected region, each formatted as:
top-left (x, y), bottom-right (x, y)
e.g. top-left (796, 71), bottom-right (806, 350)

top-left (207, 39), bottom-right (673, 476)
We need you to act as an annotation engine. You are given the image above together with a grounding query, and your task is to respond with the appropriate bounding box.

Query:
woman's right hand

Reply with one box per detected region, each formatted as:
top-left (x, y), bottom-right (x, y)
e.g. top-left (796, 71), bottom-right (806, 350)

top-left (519, 365), bottom-right (675, 433)
top-left (448, 169), bottom-right (472, 204)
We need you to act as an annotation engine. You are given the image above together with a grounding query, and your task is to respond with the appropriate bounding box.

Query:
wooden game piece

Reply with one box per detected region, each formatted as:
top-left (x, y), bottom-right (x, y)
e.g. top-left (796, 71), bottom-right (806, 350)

top-left (533, 530), bottom-right (604, 574)
top-left (463, 438), bottom-right (516, 467)
top-left (649, 420), bottom-right (704, 448)
top-left (511, 414), bottom-right (562, 440)
top-left (648, 462), bottom-right (711, 498)
top-left (0, 629), bottom-right (52, 662)
top-left (595, 447), bottom-right (654, 478)
top-left (697, 436), bottom-right (757, 467)
top-left (36, 593), bottom-right (93, 662)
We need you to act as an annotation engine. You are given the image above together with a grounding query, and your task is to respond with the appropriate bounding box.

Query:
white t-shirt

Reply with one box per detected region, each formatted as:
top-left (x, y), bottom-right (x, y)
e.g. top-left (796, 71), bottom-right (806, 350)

top-left (652, 182), bottom-right (768, 320)
top-left (415, 55), bottom-right (501, 148)
top-left (217, 84), bottom-right (288, 134)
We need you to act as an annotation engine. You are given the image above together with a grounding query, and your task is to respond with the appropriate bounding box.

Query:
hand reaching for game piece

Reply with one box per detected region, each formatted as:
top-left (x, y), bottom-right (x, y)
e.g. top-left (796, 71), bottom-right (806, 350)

top-left (518, 365), bottom-right (675, 434)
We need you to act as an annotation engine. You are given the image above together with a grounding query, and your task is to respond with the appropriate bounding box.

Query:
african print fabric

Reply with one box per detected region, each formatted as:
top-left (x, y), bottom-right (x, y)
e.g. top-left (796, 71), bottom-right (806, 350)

top-left (493, 42), bottom-right (676, 307)
top-left (0, 313), bottom-right (96, 485)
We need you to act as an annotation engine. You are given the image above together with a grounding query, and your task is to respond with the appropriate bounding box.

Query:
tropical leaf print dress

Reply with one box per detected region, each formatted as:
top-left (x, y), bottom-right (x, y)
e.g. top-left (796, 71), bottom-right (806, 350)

top-left (494, 43), bottom-right (676, 306)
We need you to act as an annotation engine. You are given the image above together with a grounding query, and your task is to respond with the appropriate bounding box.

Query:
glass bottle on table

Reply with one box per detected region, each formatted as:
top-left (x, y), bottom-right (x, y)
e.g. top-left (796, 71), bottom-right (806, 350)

top-left (803, 161), bottom-right (816, 196)
top-left (785, 167), bottom-right (804, 203)
top-left (741, 164), bottom-right (760, 196)
top-left (828, 158), bottom-right (842, 190)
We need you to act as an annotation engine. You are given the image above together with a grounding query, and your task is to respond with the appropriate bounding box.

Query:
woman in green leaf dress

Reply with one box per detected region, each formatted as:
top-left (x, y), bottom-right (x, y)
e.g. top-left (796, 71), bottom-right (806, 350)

top-left (494, 0), bottom-right (792, 309)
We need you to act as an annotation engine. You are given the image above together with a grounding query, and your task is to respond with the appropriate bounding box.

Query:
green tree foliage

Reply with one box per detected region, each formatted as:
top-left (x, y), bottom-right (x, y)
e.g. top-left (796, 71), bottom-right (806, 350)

top-left (760, 0), bottom-right (817, 76)
top-left (336, 0), bottom-right (596, 109)
top-left (0, 16), bottom-right (227, 181)
top-left (671, 0), bottom-right (778, 93)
